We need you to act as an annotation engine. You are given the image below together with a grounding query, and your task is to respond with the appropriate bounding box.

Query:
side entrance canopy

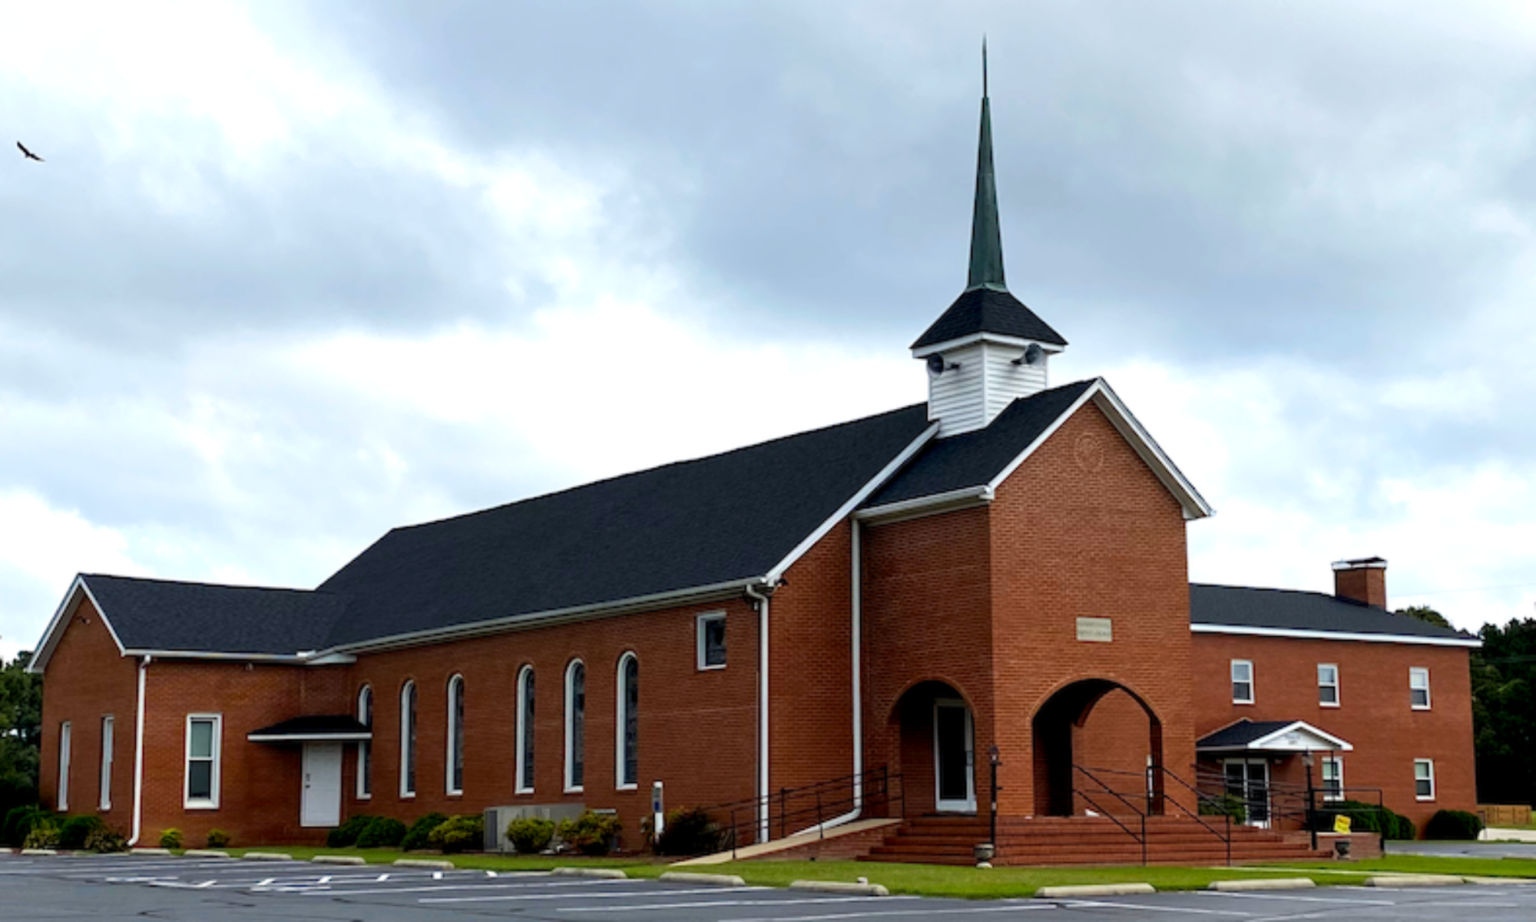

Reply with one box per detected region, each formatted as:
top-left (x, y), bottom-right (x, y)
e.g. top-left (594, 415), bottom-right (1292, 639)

top-left (246, 716), bottom-right (371, 744)
top-left (1196, 719), bottom-right (1353, 754)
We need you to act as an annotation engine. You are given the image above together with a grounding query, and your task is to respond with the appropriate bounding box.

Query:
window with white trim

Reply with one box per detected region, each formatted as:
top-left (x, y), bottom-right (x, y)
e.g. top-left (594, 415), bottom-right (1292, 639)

top-left (184, 714), bottom-right (221, 809)
top-left (1414, 759), bottom-right (1435, 800)
top-left (697, 612), bottom-right (726, 670)
top-left (616, 653), bottom-right (639, 790)
top-left (1409, 667), bottom-right (1431, 709)
top-left (1321, 755), bottom-right (1343, 801)
top-left (1318, 664), bottom-right (1339, 707)
top-left (99, 715), bottom-right (114, 811)
top-left (400, 681), bottom-right (417, 798)
top-left (1231, 660), bottom-right (1254, 704)
top-left (356, 686), bottom-right (372, 799)
top-left (516, 666), bottom-right (535, 794)
top-left (57, 721), bottom-right (71, 812)
top-left (446, 675), bottom-right (465, 795)
top-left (565, 660), bottom-right (585, 792)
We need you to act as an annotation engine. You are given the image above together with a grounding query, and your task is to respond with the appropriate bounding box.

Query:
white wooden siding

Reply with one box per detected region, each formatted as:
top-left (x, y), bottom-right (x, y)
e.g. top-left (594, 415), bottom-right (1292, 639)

top-left (927, 340), bottom-right (1050, 437)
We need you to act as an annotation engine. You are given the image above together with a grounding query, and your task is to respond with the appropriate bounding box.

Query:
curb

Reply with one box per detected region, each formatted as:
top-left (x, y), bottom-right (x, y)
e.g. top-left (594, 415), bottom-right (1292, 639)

top-left (1210, 878), bottom-right (1316, 892)
top-left (659, 871), bottom-right (747, 887)
top-left (241, 852), bottom-right (293, 862)
top-left (313, 855), bottom-right (367, 866)
top-left (1365, 875), bottom-right (1466, 888)
top-left (1037, 883), bottom-right (1156, 899)
top-left (789, 880), bottom-right (890, 897)
top-left (183, 849), bottom-right (231, 859)
top-left (130, 848), bottom-right (172, 856)
top-left (20, 848), bottom-right (57, 856)
top-left (393, 859), bottom-right (455, 870)
top-left (552, 867), bottom-right (628, 879)
top-left (1464, 876), bottom-right (1536, 886)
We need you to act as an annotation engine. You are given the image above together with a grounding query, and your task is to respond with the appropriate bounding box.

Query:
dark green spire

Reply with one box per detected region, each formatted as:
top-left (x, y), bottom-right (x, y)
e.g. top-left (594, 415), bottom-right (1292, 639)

top-left (966, 38), bottom-right (1007, 293)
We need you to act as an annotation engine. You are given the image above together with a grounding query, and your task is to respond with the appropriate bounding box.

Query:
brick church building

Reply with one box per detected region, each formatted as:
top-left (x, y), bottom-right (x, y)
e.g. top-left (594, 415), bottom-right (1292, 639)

top-left (30, 73), bottom-right (1477, 861)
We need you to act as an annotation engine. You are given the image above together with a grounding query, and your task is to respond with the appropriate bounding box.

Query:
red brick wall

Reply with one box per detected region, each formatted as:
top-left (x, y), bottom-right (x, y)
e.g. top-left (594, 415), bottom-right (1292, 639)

top-left (1074, 688), bottom-right (1157, 815)
top-left (37, 595), bottom-right (138, 829)
top-left (1192, 633), bottom-right (1476, 833)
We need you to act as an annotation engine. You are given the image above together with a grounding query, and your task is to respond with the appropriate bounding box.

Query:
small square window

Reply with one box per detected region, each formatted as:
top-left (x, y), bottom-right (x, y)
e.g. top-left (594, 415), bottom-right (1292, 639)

top-left (1231, 660), bottom-right (1254, 704)
top-left (697, 613), bottom-right (727, 670)
top-left (1318, 664), bottom-right (1339, 707)
top-left (1409, 668), bottom-right (1431, 710)
top-left (1414, 759), bottom-right (1435, 800)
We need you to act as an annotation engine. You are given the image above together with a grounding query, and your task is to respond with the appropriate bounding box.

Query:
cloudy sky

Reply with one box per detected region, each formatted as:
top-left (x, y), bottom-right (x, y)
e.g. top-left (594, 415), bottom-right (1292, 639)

top-left (3, 0), bottom-right (1534, 658)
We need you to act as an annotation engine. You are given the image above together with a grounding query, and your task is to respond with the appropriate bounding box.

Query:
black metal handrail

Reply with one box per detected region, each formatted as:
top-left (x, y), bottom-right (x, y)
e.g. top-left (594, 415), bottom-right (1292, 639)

top-left (1074, 764), bottom-right (1234, 865)
top-left (694, 766), bottom-right (903, 860)
top-left (1072, 764), bottom-right (1148, 864)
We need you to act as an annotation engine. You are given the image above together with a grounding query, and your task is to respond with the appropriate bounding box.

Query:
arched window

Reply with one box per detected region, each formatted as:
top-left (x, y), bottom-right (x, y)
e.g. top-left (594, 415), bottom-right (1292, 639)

top-left (615, 653), bottom-right (638, 789)
top-left (400, 681), bottom-right (417, 798)
top-left (564, 660), bottom-right (585, 792)
top-left (357, 686), bottom-right (373, 799)
top-left (446, 675), bottom-right (465, 795)
top-left (516, 666), bottom-right (535, 794)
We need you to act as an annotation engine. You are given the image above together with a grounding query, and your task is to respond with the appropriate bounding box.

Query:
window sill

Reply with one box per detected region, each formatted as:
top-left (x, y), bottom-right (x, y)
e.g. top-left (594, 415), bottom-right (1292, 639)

top-left (565, 786), bottom-right (584, 795)
top-left (1416, 796), bottom-right (1436, 802)
top-left (183, 802), bottom-right (219, 811)
top-left (357, 794), bottom-right (372, 801)
top-left (515, 788), bottom-right (534, 796)
top-left (697, 664), bottom-right (727, 672)
top-left (1411, 705), bottom-right (1431, 711)
top-left (1319, 702), bottom-right (1340, 708)
top-left (400, 793), bottom-right (416, 800)
top-left (447, 792), bottom-right (462, 799)
top-left (616, 784), bottom-right (637, 792)
top-left (1232, 700), bottom-right (1255, 706)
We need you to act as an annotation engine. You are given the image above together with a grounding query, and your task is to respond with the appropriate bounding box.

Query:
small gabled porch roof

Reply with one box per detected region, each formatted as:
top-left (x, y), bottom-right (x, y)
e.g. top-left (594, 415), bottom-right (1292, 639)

top-left (246, 715), bottom-right (372, 743)
top-left (1197, 719), bottom-right (1353, 754)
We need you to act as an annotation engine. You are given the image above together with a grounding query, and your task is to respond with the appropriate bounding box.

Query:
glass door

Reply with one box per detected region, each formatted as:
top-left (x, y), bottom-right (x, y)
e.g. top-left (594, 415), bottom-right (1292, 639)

top-left (934, 700), bottom-right (976, 813)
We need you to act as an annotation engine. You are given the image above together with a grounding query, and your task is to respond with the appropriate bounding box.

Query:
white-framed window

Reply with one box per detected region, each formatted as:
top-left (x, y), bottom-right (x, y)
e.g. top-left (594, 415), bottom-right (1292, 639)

top-left (99, 715), bottom-right (114, 811)
top-left (183, 714), bottom-right (222, 809)
top-left (1318, 664), bottom-right (1339, 707)
top-left (564, 659), bottom-right (585, 792)
top-left (57, 721), bottom-right (72, 812)
top-left (1414, 759), bottom-right (1435, 800)
top-left (1321, 755), bottom-right (1343, 801)
top-left (515, 665), bottom-right (535, 794)
top-left (446, 674), bottom-right (465, 795)
top-left (1410, 667), bottom-right (1431, 710)
top-left (697, 612), bottom-right (727, 670)
top-left (356, 686), bottom-right (372, 800)
top-left (1231, 659), bottom-right (1254, 704)
top-left (615, 653), bottom-right (639, 790)
top-left (400, 681), bottom-right (417, 798)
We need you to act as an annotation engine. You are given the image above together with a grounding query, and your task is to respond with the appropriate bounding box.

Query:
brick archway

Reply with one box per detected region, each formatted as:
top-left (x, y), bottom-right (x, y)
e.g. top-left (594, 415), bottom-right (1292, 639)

top-left (889, 680), bottom-right (976, 815)
top-left (1031, 679), bottom-right (1164, 817)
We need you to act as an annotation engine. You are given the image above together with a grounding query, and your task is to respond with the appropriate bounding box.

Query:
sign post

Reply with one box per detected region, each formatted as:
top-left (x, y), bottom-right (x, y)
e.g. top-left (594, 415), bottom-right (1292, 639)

top-left (651, 781), bottom-right (665, 841)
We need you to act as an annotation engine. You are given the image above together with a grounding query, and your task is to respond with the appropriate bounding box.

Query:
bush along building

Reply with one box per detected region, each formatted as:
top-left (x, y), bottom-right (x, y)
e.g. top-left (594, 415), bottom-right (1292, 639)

top-left (28, 67), bottom-right (1478, 865)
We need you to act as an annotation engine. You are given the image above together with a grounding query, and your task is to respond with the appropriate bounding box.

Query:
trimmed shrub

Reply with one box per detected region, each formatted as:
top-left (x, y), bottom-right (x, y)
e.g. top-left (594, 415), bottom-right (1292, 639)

top-left (557, 811), bottom-right (622, 857)
top-left (428, 815), bottom-right (484, 854)
top-left (58, 815), bottom-right (106, 850)
top-left (356, 817), bottom-right (408, 848)
top-left (158, 828), bottom-right (183, 849)
top-left (654, 807), bottom-right (724, 857)
top-left (205, 829), bottom-right (231, 848)
top-left (327, 815), bottom-right (379, 849)
top-left (83, 826), bottom-right (128, 853)
top-left (1198, 794), bottom-right (1247, 822)
top-left (401, 812), bottom-right (449, 852)
top-left (2, 805), bottom-right (49, 847)
top-left (1315, 800), bottom-right (1417, 840)
top-left (507, 817), bottom-right (555, 855)
top-left (24, 819), bottom-right (60, 849)
top-left (1425, 809), bottom-right (1483, 841)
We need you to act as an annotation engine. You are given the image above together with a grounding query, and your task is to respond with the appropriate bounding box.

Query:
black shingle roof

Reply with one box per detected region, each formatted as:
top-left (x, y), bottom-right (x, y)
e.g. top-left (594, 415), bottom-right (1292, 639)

top-left (1196, 719), bottom-right (1296, 750)
top-left (248, 716), bottom-right (370, 739)
top-left (1191, 584), bottom-right (1475, 641)
top-left (911, 288), bottom-right (1068, 350)
top-left (318, 404), bottom-right (931, 647)
top-left (865, 380), bottom-right (1095, 508)
top-left (82, 575), bottom-right (344, 656)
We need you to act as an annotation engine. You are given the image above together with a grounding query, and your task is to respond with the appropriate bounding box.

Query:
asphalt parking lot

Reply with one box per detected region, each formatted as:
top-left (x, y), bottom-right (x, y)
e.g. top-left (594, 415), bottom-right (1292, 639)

top-left (4, 853), bottom-right (1536, 921)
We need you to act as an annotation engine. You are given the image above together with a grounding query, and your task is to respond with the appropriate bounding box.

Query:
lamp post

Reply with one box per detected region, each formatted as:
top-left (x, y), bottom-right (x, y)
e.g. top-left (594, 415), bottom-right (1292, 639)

top-left (975, 745), bottom-right (1002, 868)
top-left (1303, 752), bottom-right (1317, 851)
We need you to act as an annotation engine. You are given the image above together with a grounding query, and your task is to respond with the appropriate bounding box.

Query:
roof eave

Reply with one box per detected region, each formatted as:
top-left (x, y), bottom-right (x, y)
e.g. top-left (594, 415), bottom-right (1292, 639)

top-left (27, 575), bottom-right (127, 674)
top-left (1190, 623), bottom-right (1482, 648)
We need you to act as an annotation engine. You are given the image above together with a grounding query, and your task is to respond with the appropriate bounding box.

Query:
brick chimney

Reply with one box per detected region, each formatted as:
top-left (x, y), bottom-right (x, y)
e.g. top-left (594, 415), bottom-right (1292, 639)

top-left (1332, 557), bottom-right (1387, 608)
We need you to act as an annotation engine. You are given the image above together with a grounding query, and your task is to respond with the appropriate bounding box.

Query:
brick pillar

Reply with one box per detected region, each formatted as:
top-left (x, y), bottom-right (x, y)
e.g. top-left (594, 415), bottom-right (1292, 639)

top-left (1332, 557), bottom-right (1387, 608)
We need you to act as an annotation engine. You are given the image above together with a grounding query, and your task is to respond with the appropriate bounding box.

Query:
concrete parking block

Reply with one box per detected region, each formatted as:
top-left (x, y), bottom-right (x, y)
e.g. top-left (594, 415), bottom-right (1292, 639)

top-left (19, 849), bottom-right (57, 856)
top-left (789, 880), bottom-right (890, 897)
top-left (240, 852), bottom-right (293, 861)
top-left (659, 871), bottom-right (748, 887)
top-left (130, 848), bottom-right (172, 856)
top-left (1036, 883), bottom-right (1156, 898)
top-left (1365, 874), bottom-right (1466, 887)
top-left (393, 858), bottom-right (455, 870)
top-left (312, 855), bottom-right (367, 865)
top-left (551, 866), bottom-right (628, 879)
top-left (182, 850), bottom-right (231, 859)
top-left (1210, 878), bottom-right (1317, 891)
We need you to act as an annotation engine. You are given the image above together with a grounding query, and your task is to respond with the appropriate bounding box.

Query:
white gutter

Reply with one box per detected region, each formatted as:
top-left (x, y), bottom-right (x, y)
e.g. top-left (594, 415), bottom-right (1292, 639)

top-left (128, 655), bottom-right (150, 846)
top-left (745, 581), bottom-right (772, 844)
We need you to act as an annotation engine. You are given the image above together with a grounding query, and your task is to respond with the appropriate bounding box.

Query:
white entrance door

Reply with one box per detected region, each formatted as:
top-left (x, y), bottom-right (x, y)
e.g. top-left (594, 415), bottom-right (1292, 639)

top-left (301, 743), bottom-right (343, 828)
top-left (933, 700), bottom-right (976, 813)
top-left (1223, 758), bottom-right (1271, 828)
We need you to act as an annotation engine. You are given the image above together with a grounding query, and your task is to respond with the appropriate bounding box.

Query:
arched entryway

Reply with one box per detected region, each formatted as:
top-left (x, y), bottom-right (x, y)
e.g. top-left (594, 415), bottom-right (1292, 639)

top-left (1032, 679), bottom-right (1164, 817)
top-left (890, 681), bottom-right (977, 814)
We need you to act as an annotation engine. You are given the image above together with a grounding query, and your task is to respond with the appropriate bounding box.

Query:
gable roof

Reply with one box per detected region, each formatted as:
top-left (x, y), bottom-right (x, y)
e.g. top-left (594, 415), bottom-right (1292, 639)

top-left (1190, 584), bottom-right (1480, 647)
top-left (911, 288), bottom-right (1067, 351)
top-left (1196, 718), bottom-right (1353, 752)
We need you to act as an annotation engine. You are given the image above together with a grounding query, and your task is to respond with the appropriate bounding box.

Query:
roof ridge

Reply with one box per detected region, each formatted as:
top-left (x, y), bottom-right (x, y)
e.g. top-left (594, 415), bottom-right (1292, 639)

top-left (83, 573), bottom-right (334, 596)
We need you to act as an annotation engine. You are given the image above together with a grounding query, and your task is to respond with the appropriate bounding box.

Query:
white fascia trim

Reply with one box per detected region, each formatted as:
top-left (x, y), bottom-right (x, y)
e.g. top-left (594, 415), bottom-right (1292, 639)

top-left (911, 332), bottom-right (1066, 360)
top-left (123, 649), bottom-right (308, 663)
top-left (855, 485), bottom-right (994, 525)
top-left (246, 732), bottom-right (373, 742)
top-left (28, 576), bottom-right (127, 674)
top-left (765, 422), bottom-right (940, 581)
top-left (1082, 380), bottom-right (1214, 519)
top-left (1191, 623), bottom-right (1482, 648)
top-left (1248, 721), bottom-right (1354, 752)
top-left (984, 382), bottom-right (1103, 494)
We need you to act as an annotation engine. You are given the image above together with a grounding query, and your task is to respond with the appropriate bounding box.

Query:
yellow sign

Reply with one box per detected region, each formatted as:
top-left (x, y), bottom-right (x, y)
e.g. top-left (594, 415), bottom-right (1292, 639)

top-left (1333, 815), bottom-right (1352, 835)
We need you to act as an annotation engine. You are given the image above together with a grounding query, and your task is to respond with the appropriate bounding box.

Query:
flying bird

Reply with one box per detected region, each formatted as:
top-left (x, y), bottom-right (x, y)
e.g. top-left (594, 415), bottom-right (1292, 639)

top-left (16, 142), bottom-right (43, 162)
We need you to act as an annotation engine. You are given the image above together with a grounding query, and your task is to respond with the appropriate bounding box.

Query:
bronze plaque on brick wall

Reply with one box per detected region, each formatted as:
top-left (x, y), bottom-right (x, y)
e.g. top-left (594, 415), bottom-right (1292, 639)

top-left (1076, 617), bottom-right (1113, 642)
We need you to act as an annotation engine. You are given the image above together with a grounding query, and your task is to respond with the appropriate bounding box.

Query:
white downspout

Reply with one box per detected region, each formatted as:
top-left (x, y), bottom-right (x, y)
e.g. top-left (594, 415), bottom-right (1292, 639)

top-left (745, 582), bottom-right (772, 843)
top-left (128, 654), bottom-right (150, 846)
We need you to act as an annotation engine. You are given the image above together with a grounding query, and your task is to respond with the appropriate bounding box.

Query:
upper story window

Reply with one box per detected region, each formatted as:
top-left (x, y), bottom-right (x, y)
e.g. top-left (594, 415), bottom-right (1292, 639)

top-left (1409, 667), bottom-right (1431, 709)
top-left (1230, 660), bottom-right (1254, 704)
top-left (357, 686), bottom-right (372, 799)
top-left (516, 666), bottom-right (535, 794)
top-left (446, 675), bottom-right (466, 795)
top-left (565, 660), bottom-right (586, 792)
top-left (1317, 664), bottom-right (1339, 707)
top-left (400, 681), bottom-right (417, 798)
top-left (697, 612), bottom-right (727, 670)
top-left (1321, 755), bottom-right (1343, 801)
top-left (1414, 759), bottom-right (1435, 800)
top-left (184, 714), bottom-right (221, 809)
top-left (616, 653), bottom-right (639, 790)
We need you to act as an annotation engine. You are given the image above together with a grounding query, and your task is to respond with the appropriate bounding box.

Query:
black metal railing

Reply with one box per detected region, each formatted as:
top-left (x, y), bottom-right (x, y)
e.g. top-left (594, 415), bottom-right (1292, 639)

top-left (1072, 764), bottom-right (1234, 866)
top-left (1072, 764), bottom-right (1149, 865)
top-left (693, 766), bottom-right (904, 860)
top-left (1193, 768), bottom-right (1387, 853)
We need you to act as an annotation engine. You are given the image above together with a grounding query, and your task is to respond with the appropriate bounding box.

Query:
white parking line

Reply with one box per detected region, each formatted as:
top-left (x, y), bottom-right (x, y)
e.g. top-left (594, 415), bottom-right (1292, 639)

top-left (1196, 891), bottom-right (1397, 906)
top-left (553, 896), bottom-right (937, 914)
top-left (727, 905), bottom-right (1054, 922)
top-left (1061, 900), bottom-right (1252, 916)
top-left (275, 878), bottom-right (638, 896)
top-left (420, 884), bottom-right (765, 904)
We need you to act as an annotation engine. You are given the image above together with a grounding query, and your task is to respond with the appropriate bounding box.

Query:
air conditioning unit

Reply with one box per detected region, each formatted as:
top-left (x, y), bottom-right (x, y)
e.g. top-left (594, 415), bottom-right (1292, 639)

top-left (483, 802), bottom-right (589, 853)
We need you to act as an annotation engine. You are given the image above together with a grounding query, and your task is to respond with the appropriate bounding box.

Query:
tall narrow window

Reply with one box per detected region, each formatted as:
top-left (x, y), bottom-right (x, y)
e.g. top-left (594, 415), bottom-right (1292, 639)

top-left (447, 675), bottom-right (465, 795)
top-left (565, 660), bottom-right (585, 792)
top-left (400, 681), bottom-right (417, 798)
top-left (616, 653), bottom-right (639, 789)
top-left (184, 715), bottom-right (221, 808)
top-left (57, 721), bottom-right (72, 812)
top-left (1231, 660), bottom-right (1254, 704)
top-left (1317, 664), bottom-right (1339, 707)
top-left (1414, 759), bottom-right (1435, 800)
top-left (99, 716), bottom-right (114, 810)
top-left (1409, 667), bottom-right (1431, 709)
top-left (516, 666), bottom-right (535, 794)
top-left (357, 686), bottom-right (373, 799)
top-left (1321, 756), bottom-right (1343, 801)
